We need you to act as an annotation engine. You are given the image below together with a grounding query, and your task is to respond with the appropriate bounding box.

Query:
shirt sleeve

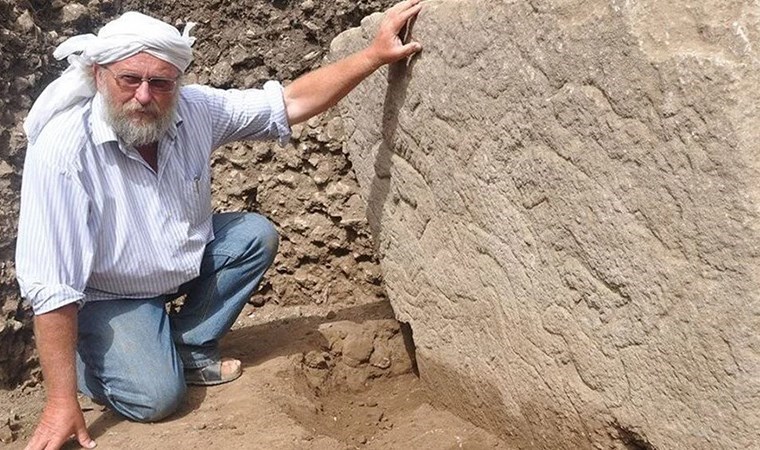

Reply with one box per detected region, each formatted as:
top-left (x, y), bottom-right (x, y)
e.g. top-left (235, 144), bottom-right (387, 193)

top-left (15, 155), bottom-right (95, 315)
top-left (188, 81), bottom-right (292, 149)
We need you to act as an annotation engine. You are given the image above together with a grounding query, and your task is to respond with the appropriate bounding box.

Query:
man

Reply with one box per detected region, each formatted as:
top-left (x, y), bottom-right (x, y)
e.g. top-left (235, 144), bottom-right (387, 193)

top-left (16, 1), bottom-right (422, 448)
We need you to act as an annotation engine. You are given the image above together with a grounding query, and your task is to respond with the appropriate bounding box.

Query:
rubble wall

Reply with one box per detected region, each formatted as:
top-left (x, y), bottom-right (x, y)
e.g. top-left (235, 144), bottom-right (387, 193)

top-left (331, 1), bottom-right (760, 448)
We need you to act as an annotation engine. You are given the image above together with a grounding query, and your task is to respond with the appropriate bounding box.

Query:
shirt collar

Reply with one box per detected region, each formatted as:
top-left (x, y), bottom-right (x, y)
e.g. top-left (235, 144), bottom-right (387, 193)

top-left (89, 93), bottom-right (183, 147)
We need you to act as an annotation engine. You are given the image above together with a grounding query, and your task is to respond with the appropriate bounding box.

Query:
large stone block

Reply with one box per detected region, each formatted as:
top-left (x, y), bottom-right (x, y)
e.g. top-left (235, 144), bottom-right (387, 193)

top-left (331, 1), bottom-right (760, 448)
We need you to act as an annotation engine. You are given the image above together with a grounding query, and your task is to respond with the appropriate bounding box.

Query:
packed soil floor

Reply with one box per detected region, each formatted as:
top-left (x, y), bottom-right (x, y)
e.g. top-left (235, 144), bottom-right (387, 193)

top-left (1, 301), bottom-right (505, 449)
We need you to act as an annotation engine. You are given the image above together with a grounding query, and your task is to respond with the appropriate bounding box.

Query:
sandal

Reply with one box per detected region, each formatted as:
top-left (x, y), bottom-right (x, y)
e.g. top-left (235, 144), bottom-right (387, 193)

top-left (185, 359), bottom-right (242, 386)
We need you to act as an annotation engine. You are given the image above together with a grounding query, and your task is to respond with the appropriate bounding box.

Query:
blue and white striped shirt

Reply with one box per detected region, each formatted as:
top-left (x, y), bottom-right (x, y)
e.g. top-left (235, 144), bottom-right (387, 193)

top-left (16, 81), bottom-right (291, 314)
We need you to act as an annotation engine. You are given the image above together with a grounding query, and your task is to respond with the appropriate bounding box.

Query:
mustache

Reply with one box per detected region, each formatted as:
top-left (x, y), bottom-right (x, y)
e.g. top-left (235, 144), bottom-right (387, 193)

top-left (121, 100), bottom-right (161, 116)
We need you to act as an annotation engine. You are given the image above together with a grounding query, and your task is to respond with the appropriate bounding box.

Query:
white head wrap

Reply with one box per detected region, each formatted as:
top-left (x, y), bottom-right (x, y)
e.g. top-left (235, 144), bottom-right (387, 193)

top-left (24, 11), bottom-right (196, 144)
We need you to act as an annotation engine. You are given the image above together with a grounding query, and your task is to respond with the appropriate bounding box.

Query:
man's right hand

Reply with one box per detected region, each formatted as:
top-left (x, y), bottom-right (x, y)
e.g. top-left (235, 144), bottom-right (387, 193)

top-left (27, 304), bottom-right (96, 449)
top-left (366, 0), bottom-right (423, 67)
top-left (25, 396), bottom-right (95, 450)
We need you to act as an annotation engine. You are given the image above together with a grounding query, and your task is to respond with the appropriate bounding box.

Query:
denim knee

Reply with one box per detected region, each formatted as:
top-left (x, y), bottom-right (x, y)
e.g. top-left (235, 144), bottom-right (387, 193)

top-left (109, 378), bottom-right (187, 423)
top-left (240, 213), bottom-right (279, 262)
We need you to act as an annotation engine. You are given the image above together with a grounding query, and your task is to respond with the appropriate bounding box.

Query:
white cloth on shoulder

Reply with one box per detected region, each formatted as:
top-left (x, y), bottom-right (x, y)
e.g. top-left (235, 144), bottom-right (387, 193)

top-left (24, 11), bottom-right (196, 144)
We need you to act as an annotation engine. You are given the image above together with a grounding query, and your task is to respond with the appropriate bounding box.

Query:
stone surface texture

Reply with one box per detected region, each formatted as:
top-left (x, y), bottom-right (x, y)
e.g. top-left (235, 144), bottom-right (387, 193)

top-left (331, 1), bottom-right (760, 448)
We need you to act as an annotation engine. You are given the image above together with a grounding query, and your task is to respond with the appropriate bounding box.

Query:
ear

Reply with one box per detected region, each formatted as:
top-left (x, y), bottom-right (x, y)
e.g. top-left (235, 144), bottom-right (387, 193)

top-left (92, 65), bottom-right (105, 90)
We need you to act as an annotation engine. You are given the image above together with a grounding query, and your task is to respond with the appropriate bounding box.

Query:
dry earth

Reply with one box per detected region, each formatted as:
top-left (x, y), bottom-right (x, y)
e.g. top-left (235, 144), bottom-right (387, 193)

top-left (1, 302), bottom-right (505, 449)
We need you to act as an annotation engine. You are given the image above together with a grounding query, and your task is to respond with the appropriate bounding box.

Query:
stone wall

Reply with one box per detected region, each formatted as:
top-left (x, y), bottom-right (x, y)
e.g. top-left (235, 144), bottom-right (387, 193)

top-left (331, 1), bottom-right (760, 448)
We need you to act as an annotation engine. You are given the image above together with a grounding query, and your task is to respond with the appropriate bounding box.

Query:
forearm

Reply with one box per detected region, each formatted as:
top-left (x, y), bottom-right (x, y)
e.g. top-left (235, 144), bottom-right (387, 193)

top-left (283, 48), bottom-right (382, 125)
top-left (34, 303), bottom-right (79, 402)
top-left (283, 0), bottom-right (423, 125)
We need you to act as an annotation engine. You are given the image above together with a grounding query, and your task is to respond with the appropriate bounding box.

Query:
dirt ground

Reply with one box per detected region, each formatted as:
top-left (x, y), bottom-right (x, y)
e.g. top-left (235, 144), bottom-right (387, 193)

top-left (1, 301), bottom-right (505, 449)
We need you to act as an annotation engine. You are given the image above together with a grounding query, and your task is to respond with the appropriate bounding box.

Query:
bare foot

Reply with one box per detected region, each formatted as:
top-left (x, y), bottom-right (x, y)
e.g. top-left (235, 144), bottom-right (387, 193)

top-left (220, 358), bottom-right (241, 378)
top-left (185, 358), bottom-right (243, 386)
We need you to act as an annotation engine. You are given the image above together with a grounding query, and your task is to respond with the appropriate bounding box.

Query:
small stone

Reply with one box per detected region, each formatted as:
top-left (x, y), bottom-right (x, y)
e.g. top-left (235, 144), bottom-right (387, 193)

top-left (13, 77), bottom-right (33, 93)
top-left (325, 181), bottom-right (352, 200)
top-left (313, 171), bottom-right (329, 185)
top-left (303, 350), bottom-right (329, 369)
top-left (339, 194), bottom-right (367, 226)
top-left (229, 45), bottom-right (251, 66)
top-left (300, 0), bottom-right (315, 11)
top-left (309, 191), bottom-right (329, 208)
top-left (291, 124), bottom-right (304, 140)
top-left (326, 117), bottom-right (345, 140)
top-left (61, 3), bottom-right (89, 24)
top-left (9, 319), bottom-right (22, 332)
top-left (15, 10), bottom-right (36, 33)
top-left (370, 357), bottom-right (391, 369)
top-left (303, 50), bottom-right (320, 61)
top-left (209, 60), bottom-right (234, 87)
top-left (276, 172), bottom-right (298, 187)
top-left (342, 331), bottom-right (374, 365)
top-left (316, 129), bottom-right (330, 143)
top-left (248, 296), bottom-right (266, 307)
top-left (0, 425), bottom-right (13, 444)
top-left (0, 161), bottom-right (14, 177)
top-left (303, 21), bottom-right (320, 32)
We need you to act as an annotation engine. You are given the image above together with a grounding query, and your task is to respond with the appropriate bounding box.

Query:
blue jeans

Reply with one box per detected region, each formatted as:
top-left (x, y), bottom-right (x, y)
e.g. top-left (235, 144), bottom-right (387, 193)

top-left (75, 212), bottom-right (278, 422)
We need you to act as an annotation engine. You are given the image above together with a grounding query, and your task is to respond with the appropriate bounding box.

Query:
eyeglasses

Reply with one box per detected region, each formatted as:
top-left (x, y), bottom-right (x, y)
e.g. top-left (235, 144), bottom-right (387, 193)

top-left (99, 66), bottom-right (180, 93)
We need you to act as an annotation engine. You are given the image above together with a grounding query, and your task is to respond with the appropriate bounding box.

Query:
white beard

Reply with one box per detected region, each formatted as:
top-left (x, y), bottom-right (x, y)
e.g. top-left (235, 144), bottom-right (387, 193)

top-left (101, 88), bottom-right (179, 148)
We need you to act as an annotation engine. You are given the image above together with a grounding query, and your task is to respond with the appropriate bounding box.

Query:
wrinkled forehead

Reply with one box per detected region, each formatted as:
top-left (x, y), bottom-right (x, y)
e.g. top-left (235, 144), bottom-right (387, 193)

top-left (108, 52), bottom-right (180, 77)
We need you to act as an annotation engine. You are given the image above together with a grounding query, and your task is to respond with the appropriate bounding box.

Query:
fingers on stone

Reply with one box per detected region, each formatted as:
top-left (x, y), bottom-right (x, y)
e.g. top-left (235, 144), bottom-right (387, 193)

top-left (399, 4), bottom-right (423, 22)
top-left (391, 0), bottom-right (420, 17)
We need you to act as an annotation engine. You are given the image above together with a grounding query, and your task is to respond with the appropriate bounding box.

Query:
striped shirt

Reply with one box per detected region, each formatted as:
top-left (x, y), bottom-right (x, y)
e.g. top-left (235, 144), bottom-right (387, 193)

top-left (16, 81), bottom-right (291, 315)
